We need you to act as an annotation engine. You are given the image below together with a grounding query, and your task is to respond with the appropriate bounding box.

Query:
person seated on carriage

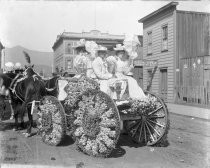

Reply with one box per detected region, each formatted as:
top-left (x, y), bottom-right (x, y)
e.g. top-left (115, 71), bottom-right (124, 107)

top-left (106, 44), bottom-right (146, 100)
top-left (91, 45), bottom-right (115, 93)
top-left (73, 39), bottom-right (99, 78)
top-left (73, 39), bottom-right (88, 78)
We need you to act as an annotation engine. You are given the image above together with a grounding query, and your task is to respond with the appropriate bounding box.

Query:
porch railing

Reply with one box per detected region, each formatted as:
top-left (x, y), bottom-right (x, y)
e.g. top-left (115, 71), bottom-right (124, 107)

top-left (175, 85), bottom-right (210, 108)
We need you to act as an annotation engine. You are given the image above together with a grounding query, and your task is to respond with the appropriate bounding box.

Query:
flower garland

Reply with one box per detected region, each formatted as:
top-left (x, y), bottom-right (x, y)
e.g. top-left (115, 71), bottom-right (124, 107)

top-left (63, 75), bottom-right (99, 134)
top-left (73, 89), bottom-right (120, 157)
top-left (37, 96), bottom-right (66, 146)
top-left (120, 93), bottom-right (162, 116)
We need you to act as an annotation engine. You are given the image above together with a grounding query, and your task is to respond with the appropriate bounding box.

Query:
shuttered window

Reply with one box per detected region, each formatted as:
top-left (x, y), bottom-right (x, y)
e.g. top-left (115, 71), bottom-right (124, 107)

top-left (162, 25), bottom-right (168, 51)
top-left (147, 31), bottom-right (152, 55)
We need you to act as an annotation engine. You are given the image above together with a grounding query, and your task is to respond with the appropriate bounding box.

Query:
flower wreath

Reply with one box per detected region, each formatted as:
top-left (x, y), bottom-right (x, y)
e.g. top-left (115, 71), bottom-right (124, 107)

top-left (73, 89), bottom-right (121, 157)
top-left (63, 75), bottom-right (100, 134)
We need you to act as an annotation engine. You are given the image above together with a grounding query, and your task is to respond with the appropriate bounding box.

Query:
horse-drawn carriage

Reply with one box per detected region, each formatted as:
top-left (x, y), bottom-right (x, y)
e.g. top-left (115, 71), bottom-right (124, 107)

top-left (36, 74), bottom-right (170, 157)
top-left (0, 50), bottom-right (169, 157)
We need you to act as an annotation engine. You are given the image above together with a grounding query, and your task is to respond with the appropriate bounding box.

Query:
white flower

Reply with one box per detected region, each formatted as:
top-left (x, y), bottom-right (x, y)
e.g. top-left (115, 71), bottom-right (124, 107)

top-left (74, 127), bottom-right (84, 137)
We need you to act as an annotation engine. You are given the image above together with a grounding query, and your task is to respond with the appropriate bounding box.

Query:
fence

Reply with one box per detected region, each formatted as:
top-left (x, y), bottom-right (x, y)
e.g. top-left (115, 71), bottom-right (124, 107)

top-left (175, 85), bottom-right (210, 108)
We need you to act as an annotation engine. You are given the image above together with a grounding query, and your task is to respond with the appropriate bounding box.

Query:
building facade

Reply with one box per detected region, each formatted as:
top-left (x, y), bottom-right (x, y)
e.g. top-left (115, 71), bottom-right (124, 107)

top-left (52, 30), bottom-right (125, 76)
top-left (139, 2), bottom-right (210, 107)
top-left (133, 35), bottom-right (144, 88)
top-left (0, 41), bottom-right (4, 72)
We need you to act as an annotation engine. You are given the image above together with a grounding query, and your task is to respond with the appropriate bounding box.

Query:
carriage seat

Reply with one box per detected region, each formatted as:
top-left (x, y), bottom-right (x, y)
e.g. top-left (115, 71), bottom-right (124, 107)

top-left (108, 79), bottom-right (130, 101)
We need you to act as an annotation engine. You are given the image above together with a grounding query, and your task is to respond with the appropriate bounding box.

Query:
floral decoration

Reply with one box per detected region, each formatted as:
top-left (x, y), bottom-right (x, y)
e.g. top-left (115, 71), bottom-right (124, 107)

top-left (37, 96), bottom-right (66, 146)
top-left (119, 93), bottom-right (162, 116)
top-left (63, 75), bottom-right (99, 134)
top-left (73, 89), bottom-right (120, 157)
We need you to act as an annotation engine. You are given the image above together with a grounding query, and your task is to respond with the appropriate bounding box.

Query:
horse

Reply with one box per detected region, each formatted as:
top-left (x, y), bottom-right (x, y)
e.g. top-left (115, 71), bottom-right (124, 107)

top-left (18, 64), bottom-right (47, 136)
top-left (0, 70), bottom-right (26, 130)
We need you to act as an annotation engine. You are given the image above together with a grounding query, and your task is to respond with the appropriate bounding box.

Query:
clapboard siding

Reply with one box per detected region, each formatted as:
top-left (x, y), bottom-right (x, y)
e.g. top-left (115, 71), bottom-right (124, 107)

top-left (143, 10), bottom-right (175, 103)
top-left (176, 11), bottom-right (210, 88)
top-left (177, 11), bottom-right (210, 59)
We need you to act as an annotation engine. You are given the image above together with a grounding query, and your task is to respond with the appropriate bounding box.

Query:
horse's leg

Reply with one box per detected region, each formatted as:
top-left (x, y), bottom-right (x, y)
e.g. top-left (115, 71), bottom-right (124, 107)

top-left (20, 105), bottom-right (25, 130)
top-left (13, 109), bottom-right (18, 131)
top-left (9, 100), bottom-right (14, 120)
top-left (26, 105), bottom-right (33, 137)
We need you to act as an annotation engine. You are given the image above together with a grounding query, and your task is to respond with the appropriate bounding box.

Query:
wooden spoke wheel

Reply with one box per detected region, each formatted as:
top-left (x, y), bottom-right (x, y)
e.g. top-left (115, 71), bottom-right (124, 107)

top-left (37, 96), bottom-right (66, 146)
top-left (72, 89), bottom-right (121, 157)
top-left (125, 91), bottom-right (169, 146)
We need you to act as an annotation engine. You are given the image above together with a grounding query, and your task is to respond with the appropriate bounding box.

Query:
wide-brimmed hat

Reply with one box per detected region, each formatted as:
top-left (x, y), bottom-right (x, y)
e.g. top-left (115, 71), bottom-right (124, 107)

top-left (5, 62), bottom-right (14, 71)
top-left (73, 39), bottom-right (86, 50)
top-left (15, 62), bottom-right (21, 69)
top-left (96, 45), bottom-right (108, 52)
top-left (114, 44), bottom-right (126, 51)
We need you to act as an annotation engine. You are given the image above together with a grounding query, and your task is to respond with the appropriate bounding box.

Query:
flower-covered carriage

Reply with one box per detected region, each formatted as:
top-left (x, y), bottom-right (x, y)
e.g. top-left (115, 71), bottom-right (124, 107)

top-left (36, 74), bottom-right (169, 157)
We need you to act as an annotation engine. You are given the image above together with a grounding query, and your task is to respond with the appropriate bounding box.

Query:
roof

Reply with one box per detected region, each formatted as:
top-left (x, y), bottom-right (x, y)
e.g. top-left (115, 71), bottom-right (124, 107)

top-left (52, 30), bottom-right (125, 50)
top-left (177, 10), bottom-right (210, 16)
top-left (138, 1), bottom-right (179, 23)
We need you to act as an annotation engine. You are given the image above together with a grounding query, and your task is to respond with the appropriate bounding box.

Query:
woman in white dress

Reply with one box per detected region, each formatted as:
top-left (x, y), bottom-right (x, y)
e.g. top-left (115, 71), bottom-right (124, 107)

top-left (92, 45), bottom-right (114, 93)
top-left (109, 44), bottom-right (146, 100)
top-left (73, 39), bottom-right (89, 77)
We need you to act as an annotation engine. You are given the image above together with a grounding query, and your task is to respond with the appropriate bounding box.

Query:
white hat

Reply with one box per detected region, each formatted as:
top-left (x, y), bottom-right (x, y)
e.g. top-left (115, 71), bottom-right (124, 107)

top-left (15, 62), bottom-right (21, 68)
top-left (114, 44), bottom-right (126, 51)
top-left (73, 39), bottom-right (86, 49)
top-left (5, 62), bottom-right (14, 71)
top-left (85, 41), bottom-right (98, 53)
top-left (96, 45), bottom-right (108, 51)
top-left (5, 62), bottom-right (14, 67)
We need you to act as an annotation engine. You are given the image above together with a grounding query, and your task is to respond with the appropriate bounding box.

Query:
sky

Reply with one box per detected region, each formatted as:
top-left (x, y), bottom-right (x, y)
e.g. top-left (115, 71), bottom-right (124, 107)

top-left (0, 1), bottom-right (209, 52)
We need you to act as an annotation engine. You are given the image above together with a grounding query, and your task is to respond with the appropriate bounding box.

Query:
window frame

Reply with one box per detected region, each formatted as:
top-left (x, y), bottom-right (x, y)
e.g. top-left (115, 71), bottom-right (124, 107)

top-left (65, 41), bottom-right (74, 55)
top-left (147, 31), bottom-right (153, 55)
top-left (65, 57), bottom-right (73, 70)
top-left (161, 24), bottom-right (168, 52)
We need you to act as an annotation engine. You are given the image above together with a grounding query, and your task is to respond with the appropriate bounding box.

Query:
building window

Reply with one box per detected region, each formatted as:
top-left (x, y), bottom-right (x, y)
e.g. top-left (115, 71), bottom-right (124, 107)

top-left (71, 41), bottom-right (78, 55)
top-left (65, 42), bottom-right (73, 54)
top-left (65, 58), bottom-right (73, 70)
top-left (67, 60), bottom-right (72, 69)
top-left (147, 31), bottom-right (152, 55)
top-left (162, 25), bottom-right (168, 51)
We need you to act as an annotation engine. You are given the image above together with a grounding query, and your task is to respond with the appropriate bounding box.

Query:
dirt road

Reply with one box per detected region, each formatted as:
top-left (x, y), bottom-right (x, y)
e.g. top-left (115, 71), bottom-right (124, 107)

top-left (0, 113), bottom-right (210, 168)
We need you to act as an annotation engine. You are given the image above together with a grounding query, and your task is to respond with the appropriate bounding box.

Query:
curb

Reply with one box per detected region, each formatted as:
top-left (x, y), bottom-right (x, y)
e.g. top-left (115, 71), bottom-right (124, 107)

top-left (167, 103), bottom-right (210, 120)
top-left (0, 164), bottom-right (76, 168)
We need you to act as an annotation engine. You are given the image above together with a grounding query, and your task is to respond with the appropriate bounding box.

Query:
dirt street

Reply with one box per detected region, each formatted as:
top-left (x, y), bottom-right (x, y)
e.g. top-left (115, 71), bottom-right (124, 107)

top-left (0, 113), bottom-right (210, 168)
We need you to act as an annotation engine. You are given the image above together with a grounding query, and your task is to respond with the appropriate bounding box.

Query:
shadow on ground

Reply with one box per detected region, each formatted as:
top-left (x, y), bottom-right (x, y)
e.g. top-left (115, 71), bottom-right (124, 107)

top-left (58, 135), bottom-right (75, 146)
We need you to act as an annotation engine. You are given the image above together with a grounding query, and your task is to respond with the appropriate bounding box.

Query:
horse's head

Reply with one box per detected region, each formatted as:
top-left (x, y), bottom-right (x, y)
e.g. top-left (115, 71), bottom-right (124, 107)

top-left (23, 65), bottom-right (35, 77)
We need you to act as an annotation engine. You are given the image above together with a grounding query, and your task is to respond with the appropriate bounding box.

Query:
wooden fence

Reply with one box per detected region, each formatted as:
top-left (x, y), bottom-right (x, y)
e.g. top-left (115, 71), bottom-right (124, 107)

top-left (175, 85), bottom-right (210, 108)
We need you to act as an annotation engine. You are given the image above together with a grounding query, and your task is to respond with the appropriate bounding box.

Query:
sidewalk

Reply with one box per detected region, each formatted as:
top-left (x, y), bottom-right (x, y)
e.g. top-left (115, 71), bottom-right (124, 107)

top-left (0, 164), bottom-right (75, 168)
top-left (167, 103), bottom-right (210, 120)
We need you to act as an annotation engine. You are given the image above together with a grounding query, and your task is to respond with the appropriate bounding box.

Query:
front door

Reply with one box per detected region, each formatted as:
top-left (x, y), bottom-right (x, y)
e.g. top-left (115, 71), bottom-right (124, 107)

top-left (160, 68), bottom-right (168, 102)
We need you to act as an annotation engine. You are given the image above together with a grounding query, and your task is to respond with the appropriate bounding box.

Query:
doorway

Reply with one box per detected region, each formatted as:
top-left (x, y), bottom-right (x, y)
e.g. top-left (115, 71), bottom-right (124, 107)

top-left (159, 68), bottom-right (168, 101)
top-left (133, 66), bottom-right (143, 88)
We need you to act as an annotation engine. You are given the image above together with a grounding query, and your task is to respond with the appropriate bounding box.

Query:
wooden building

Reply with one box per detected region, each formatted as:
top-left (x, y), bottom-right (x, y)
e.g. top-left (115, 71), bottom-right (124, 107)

top-left (133, 35), bottom-right (144, 88)
top-left (0, 41), bottom-right (4, 72)
top-left (52, 30), bottom-right (124, 76)
top-left (139, 2), bottom-right (210, 107)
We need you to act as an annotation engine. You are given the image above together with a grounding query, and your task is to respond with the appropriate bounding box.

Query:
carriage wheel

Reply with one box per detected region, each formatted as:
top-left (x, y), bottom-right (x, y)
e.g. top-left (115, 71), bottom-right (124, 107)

top-left (72, 89), bottom-right (121, 157)
top-left (125, 91), bottom-right (169, 146)
top-left (37, 96), bottom-right (66, 146)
